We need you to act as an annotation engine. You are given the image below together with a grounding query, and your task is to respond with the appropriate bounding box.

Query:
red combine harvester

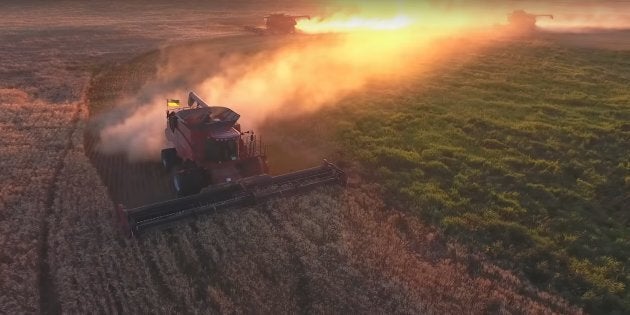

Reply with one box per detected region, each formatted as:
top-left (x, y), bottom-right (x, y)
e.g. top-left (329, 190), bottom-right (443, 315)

top-left (245, 14), bottom-right (310, 35)
top-left (265, 14), bottom-right (310, 34)
top-left (162, 92), bottom-right (268, 197)
top-left (508, 10), bottom-right (554, 32)
top-left (114, 92), bottom-right (346, 237)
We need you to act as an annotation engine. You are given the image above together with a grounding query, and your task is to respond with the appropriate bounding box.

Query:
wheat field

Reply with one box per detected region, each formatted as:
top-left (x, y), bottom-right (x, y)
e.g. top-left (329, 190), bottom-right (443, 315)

top-left (4, 1), bottom-right (628, 314)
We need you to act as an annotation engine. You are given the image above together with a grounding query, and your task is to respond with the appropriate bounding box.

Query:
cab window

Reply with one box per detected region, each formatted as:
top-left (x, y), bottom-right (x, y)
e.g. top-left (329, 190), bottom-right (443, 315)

top-left (205, 139), bottom-right (238, 162)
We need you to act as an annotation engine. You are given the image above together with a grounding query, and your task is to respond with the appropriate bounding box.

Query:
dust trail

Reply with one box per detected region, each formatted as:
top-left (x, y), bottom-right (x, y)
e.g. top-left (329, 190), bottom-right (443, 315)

top-left (196, 32), bottom-right (425, 128)
top-left (96, 3), bottom-right (512, 161)
top-left (95, 32), bottom-right (447, 161)
top-left (100, 0), bottom-right (630, 161)
top-left (97, 96), bottom-right (170, 161)
top-left (59, 1), bottom-right (630, 162)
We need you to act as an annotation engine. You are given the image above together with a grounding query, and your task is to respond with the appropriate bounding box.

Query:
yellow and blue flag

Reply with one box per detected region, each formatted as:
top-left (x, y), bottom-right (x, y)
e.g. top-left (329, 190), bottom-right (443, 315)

top-left (167, 99), bottom-right (180, 108)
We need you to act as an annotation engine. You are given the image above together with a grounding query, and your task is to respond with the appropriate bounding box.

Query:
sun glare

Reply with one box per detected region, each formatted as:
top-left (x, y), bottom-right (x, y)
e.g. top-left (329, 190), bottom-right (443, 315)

top-left (296, 14), bottom-right (414, 33)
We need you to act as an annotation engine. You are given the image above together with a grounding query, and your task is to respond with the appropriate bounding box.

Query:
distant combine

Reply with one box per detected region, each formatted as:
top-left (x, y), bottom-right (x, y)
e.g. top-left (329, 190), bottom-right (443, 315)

top-left (245, 13), bottom-right (311, 35)
top-left (508, 10), bottom-right (554, 33)
top-left (114, 91), bottom-right (346, 237)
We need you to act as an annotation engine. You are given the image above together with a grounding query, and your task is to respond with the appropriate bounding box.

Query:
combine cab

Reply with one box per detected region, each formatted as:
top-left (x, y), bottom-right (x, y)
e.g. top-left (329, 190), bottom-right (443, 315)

top-left (114, 92), bottom-right (346, 237)
top-left (245, 14), bottom-right (310, 35)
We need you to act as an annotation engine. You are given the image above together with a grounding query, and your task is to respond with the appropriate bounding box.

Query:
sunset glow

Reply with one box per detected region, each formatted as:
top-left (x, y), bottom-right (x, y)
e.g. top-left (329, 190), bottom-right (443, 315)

top-left (296, 15), bottom-right (414, 33)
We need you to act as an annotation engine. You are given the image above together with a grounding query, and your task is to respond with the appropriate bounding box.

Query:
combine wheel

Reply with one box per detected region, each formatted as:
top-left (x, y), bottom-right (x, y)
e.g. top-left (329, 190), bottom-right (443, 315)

top-left (173, 170), bottom-right (204, 197)
top-left (161, 148), bottom-right (180, 170)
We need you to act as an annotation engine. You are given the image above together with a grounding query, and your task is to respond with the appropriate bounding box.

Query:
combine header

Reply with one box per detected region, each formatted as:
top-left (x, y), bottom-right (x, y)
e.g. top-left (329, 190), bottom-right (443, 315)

top-left (114, 92), bottom-right (346, 237)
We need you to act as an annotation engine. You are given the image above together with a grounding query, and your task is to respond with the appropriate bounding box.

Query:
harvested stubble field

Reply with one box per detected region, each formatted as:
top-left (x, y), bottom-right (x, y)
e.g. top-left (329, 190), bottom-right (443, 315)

top-left (1, 1), bottom-right (628, 314)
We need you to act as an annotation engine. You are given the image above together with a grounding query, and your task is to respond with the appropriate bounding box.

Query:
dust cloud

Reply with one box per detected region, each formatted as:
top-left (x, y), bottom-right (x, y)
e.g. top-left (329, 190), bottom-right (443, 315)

top-left (96, 4), bottom-right (504, 161)
top-left (97, 97), bottom-right (169, 161)
top-left (96, 0), bottom-right (630, 162)
top-left (96, 34), bottom-right (423, 161)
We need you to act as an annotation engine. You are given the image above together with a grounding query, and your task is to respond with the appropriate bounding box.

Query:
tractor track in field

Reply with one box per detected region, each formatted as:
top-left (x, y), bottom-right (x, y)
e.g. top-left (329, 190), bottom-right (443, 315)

top-left (141, 240), bottom-right (187, 314)
top-left (185, 223), bottom-right (222, 311)
top-left (261, 204), bottom-right (313, 314)
top-left (38, 100), bottom-right (83, 315)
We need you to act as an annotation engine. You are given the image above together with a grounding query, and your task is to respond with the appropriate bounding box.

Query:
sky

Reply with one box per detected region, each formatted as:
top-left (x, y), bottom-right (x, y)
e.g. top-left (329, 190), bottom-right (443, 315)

top-left (311, 0), bottom-right (630, 30)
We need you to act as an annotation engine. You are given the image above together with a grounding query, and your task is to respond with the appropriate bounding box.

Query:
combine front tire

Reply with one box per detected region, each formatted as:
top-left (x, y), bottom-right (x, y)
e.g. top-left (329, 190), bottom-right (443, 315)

top-left (173, 170), bottom-right (204, 197)
top-left (161, 148), bottom-right (180, 170)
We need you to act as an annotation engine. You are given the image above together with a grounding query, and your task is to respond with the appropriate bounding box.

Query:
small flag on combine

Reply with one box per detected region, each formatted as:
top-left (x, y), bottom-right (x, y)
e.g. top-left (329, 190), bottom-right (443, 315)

top-left (167, 99), bottom-right (181, 108)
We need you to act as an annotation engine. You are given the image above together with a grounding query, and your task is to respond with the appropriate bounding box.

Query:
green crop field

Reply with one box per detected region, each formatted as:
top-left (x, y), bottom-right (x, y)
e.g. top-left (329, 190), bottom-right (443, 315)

top-left (273, 37), bottom-right (630, 313)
